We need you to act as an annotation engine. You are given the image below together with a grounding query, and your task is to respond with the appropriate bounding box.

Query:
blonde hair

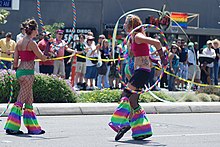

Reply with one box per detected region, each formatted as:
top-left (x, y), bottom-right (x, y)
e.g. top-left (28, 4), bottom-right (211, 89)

top-left (212, 39), bottom-right (220, 48)
top-left (101, 39), bottom-right (109, 48)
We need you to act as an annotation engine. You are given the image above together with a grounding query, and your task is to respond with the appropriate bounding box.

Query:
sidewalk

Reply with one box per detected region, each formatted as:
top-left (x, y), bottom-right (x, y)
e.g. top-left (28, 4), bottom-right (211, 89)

top-left (1, 102), bottom-right (220, 116)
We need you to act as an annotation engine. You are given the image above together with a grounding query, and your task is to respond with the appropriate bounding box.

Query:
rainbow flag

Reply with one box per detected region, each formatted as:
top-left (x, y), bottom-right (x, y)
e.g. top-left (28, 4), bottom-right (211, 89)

top-left (171, 12), bottom-right (188, 29)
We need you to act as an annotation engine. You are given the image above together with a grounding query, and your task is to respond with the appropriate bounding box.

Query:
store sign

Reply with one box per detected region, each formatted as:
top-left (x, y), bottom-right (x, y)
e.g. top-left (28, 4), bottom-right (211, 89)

top-left (0, 0), bottom-right (11, 8)
top-left (0, 0), bottom-right (19, 10)
top-left (145, 15), bottom-right (171, 31)
top-left (63, 28), bottom-right (97, 42)
top-left (104, 24), bottom-right (124, 31)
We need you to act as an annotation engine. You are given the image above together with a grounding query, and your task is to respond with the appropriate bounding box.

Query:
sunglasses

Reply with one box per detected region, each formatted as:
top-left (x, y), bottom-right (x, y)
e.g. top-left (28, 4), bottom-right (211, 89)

top-left (58, 33), bottom-right (63, 35)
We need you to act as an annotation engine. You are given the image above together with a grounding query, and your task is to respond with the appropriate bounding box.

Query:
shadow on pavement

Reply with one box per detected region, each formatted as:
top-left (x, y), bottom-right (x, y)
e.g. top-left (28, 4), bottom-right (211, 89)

top-left (30, 136), bottom-right (69, 140)
top-left (113, 139), bottom-right (167, 146)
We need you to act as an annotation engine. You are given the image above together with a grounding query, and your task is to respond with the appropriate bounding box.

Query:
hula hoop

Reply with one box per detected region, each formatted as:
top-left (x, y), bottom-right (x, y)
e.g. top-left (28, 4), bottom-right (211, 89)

top-left (117, 24), bottom-right (168, 95)
top-left (0, 61), bottom-right (13, 116)
top-left (112, 8), bottom-right (198, 94)
top-left (37, 0), bottom-right (76, 48)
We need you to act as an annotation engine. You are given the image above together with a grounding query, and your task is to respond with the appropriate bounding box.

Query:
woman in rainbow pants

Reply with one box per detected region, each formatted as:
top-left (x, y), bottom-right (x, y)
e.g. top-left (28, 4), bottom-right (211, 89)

top-left (4, 19), bottom-right (48, 135)
top-left (109, 14), bottom-right (168, 141)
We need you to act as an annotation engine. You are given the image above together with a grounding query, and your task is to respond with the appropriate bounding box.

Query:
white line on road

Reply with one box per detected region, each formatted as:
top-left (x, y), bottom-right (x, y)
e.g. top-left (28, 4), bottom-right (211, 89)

top-left (153, 132), bottom-right (220, 138)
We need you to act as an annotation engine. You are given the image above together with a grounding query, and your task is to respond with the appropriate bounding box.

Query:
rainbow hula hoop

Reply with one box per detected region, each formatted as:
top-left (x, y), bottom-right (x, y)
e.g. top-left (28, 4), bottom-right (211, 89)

top-left (0, 61), bottom-right (13, 116)
top-left (117, 24), bottom-right (169, 95)
top-left (37, 0), bottom-right (76, 47)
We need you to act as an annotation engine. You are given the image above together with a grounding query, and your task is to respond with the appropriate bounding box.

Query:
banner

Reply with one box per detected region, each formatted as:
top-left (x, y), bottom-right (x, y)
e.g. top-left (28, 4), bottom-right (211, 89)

top-left (171, 12), bottom-right (188, 29)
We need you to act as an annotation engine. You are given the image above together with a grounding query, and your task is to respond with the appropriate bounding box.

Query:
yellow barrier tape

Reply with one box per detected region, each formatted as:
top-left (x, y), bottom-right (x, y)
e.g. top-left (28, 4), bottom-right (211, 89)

top-left (0, 54), bottom-right (125, 62)
top-left (154, 66), bottom-right (220, 88)
top-left (1, 55), bottom-right (219, 88)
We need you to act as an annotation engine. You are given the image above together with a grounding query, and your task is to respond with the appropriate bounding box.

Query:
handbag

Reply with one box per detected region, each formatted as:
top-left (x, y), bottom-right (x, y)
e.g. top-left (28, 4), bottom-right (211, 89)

top-left (97, 62), bottom-right (107, 75)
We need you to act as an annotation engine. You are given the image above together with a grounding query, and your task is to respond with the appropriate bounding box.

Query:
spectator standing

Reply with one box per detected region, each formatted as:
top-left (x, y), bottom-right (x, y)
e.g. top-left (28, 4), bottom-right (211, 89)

top-left (97, 39), bottom-right (110, 89)
top-left (38, 31), bottom-right (54, 75)
top-left (187, 42), bottom-right (201, 90)
top-left (168, 44), bottom-right (180, 91)
top-left (84, 36), bottom-right (99, 90)
top-left (0, 32), bottom-right (16, 69)
top-left (74, 34), bottom-right (86, 90)
top-left (202, 40), bottom-right (216, 84)
top-left (212, 39), bottom-right (220, 85)
top-left (52, 29), bottom-right (75, 78)
top-left (16, 23), bottom-right (26, 43)
top-left (177, 38), bottom-right (188, 90)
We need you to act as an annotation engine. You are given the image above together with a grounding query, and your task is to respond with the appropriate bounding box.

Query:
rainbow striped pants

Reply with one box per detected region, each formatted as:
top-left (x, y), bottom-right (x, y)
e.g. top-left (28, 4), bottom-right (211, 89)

top-left (109, 97), bottom-right (153, 139)
top-left (4, 102), bottom-right (43, 134)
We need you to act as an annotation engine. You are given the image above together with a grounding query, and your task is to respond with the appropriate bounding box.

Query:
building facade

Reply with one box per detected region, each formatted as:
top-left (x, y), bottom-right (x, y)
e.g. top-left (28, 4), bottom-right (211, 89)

top-left (1, 0), bottom-right (220, 46)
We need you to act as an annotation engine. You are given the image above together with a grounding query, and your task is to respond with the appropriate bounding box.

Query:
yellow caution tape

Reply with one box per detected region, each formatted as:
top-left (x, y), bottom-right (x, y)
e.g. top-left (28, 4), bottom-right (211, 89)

top-left (1, 55), bottom-right (219, 88)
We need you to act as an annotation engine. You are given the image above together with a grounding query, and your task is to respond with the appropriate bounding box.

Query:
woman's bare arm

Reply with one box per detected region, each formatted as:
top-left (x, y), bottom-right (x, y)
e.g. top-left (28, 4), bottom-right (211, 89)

top-left (135, 33), bottom-right (162, 49)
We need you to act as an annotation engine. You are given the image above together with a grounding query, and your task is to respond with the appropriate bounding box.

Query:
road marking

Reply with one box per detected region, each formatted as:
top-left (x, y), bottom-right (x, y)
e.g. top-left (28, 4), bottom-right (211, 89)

top-left (153, 132), bottom-right (220, 138)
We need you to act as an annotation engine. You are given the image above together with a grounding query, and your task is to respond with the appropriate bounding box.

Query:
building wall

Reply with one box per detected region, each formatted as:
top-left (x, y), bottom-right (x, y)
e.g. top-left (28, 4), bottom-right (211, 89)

top-left (0, 0), bottom-right (220, 39)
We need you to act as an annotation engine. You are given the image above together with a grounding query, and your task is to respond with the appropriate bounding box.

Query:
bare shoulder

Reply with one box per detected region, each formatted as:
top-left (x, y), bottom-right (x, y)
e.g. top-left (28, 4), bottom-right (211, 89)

top-left (28, 40), bottom-right (38, 51)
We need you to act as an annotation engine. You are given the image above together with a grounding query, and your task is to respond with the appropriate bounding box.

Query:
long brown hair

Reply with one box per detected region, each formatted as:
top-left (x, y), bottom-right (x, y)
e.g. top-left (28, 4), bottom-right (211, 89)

top-left (125, 14), bottom-right (143, 33)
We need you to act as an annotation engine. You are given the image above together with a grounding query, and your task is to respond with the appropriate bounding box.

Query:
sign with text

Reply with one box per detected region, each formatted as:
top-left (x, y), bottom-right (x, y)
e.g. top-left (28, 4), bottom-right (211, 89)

top-left (63, 28), bottom-right (97, 42)
top-left (0, 0), bottom-right (11, 8)
top-left (104, 24), bottom-right (124, 31)
top-left (0, 0), bottom-right (19, 10)
top-left (145, 15), bottom-right (171, 31)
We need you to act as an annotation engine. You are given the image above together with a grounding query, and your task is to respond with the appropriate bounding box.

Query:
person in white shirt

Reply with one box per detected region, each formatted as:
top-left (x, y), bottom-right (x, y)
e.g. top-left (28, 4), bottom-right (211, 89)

top-left (187, 42), bottom-right (201, 90)
top-left (16, 23), bottom-right (26, 43)
top-left (202, 40), bottom-right (216, 84)
top-left (84, 36), bottom-right (100, 90)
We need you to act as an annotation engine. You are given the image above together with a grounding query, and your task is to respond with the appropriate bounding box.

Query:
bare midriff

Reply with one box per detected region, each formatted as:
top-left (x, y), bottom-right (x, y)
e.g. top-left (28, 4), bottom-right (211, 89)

top-left (134, 56), bottom-right (151, 70)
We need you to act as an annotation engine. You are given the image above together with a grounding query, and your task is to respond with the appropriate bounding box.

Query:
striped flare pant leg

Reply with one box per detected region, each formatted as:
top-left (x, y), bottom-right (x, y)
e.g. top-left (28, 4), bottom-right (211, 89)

top-left (4, 102), bottom-right (23, 131)
top-left (109, 97), bottom-right (131, 132)
top-left (130, 106), bottom-right (153, 139)
top-left (23, 104), bottom-right (43, 134)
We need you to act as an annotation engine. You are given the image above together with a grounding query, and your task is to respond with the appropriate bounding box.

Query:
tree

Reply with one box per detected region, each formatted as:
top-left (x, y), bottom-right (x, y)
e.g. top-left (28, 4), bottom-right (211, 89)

top-left (0, 9), bottom-right (10, 24)
top-left (44, 22), bottom-right (65, 38)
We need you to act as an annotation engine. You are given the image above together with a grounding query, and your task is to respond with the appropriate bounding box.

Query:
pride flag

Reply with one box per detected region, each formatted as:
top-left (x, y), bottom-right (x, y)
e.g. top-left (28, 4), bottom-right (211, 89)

top-left (171, 12), bottom-right (188, 29)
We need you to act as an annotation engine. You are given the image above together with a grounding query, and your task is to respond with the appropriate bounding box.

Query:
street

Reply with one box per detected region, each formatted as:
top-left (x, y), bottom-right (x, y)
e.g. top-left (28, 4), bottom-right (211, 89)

top-left (1, 113), bottom-right (220, 147)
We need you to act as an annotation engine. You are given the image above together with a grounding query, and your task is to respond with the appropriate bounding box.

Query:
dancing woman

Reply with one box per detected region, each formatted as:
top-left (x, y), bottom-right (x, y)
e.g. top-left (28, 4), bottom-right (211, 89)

top-left (4, 19), bottom-right (48, 135)
top-left (109, 14), bottom-right (168, 141)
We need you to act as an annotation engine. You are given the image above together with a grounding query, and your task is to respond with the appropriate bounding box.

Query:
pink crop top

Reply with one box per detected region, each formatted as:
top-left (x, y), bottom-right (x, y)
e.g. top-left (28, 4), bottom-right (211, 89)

top-left (131, 41), bottom-right (150, 57)
top-left (18, 40), bottom-right (36, 61)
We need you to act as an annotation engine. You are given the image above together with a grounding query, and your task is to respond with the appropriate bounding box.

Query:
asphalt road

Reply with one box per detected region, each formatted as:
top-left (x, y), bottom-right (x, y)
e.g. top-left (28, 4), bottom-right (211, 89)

top-left (1, 113), bottom-right (220, 147)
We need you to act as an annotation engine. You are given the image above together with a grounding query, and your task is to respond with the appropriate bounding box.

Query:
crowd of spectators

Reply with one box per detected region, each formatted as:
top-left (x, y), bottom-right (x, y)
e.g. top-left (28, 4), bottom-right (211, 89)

top-left (0, 26), bottom-right (219, 91)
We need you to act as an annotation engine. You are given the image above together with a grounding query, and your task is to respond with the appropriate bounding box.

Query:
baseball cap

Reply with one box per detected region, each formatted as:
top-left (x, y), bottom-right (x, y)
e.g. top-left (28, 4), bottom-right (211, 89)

top-left (99, 34), bottom-right (105, 39)
top-left (188, 42), bottom-right (194, 47)
top-left (87, 36), bottom-right (95, 40)
top-left (56, 29), bottom-right (64, 34)
top-left (207, 40), bottom-right (212, 45)
top-left (5, 32), bottom-right (12, 38)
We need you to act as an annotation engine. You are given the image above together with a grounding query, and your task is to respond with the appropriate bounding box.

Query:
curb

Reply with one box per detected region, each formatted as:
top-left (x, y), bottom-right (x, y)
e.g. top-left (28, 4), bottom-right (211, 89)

top-left (1, 102), bottom-right (220, 116)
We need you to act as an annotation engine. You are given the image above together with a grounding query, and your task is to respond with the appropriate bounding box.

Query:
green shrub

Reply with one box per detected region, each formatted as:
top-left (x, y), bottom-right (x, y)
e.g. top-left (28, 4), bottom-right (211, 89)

top-left (197, 86), bottom-right (220, 96)
top-left (178, 93), bottom-right (199, 102)
top-left (33, 74), bottom-right (77, 103)
top-left (196, 93), bottom-right (212, 102)
top-left (140, 91), bottom-right (176, 102)
top-left (209, 94), bottom-right (220, 102)
top-left (77, 89), bottom-right (121, 103)
top-left (77, 90), bottom-right (176, 103)
top-left (0, 70), bottom-right (77, 103)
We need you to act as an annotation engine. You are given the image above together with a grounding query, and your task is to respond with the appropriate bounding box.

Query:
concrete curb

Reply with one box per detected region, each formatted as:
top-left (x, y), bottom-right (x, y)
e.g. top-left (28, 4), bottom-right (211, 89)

top-left (0, 102), bottom-right (220, 116)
